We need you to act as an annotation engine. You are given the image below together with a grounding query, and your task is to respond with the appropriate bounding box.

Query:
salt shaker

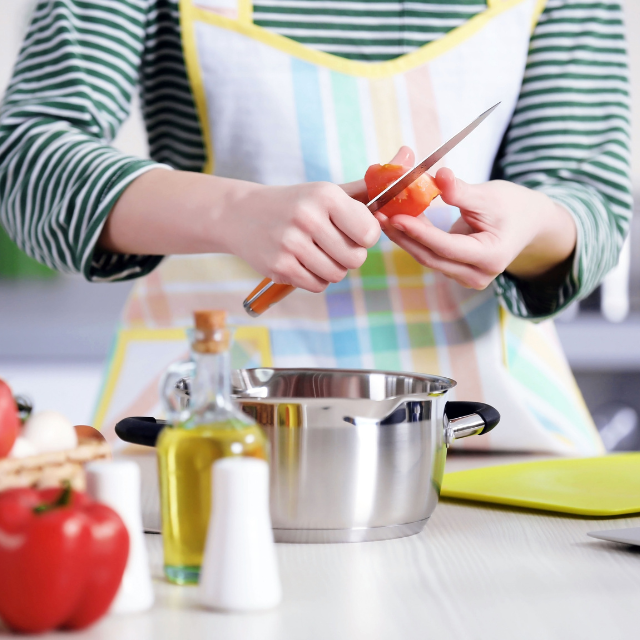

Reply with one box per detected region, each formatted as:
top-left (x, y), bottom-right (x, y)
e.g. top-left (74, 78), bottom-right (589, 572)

top-left (199, 457), bottom-right (282, 612)
top-left (86, 460), bottom-right (155, 614)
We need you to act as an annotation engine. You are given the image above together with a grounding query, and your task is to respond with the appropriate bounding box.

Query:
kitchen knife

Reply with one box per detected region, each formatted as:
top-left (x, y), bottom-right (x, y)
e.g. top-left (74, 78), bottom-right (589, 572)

top-left (243, 102), bottom-right (500, 317)
top-left (587, 527), bottom-right (640, 546)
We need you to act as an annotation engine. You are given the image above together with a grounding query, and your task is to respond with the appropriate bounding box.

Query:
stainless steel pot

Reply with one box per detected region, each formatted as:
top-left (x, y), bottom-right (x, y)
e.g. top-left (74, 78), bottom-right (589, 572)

top-left (116, 368), bottom-right (499, 543)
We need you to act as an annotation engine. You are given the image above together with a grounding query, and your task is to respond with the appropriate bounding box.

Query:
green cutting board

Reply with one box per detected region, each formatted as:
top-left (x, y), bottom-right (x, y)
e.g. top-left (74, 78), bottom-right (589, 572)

top-left (441, 453), bottom-right (640, 516)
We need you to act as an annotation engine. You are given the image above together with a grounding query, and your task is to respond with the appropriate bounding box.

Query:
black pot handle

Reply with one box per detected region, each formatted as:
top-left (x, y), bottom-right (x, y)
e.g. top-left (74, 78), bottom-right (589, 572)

top-left (116, 403), bottom-right (500, 447)
top-left (115, 416), bottom-right (166, 447)
top-left (444, 401), bottom-right (500, 442)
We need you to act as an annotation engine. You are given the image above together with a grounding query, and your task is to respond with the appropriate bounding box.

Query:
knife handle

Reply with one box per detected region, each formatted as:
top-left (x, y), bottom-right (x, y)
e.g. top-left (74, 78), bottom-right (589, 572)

top-left (243, 278), bottom-right (296, 317)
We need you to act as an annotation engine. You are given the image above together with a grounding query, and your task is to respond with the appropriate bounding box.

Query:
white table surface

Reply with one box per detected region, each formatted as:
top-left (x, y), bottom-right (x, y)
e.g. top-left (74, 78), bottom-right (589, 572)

top-left (5, 453), bottom-right (640, 640)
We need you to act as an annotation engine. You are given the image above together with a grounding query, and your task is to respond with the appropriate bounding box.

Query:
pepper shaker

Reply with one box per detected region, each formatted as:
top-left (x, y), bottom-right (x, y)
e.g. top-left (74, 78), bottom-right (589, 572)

top-left (86, 460), bottom-right (155, 614)
top-left (199, 457), bottom-right (282, 612)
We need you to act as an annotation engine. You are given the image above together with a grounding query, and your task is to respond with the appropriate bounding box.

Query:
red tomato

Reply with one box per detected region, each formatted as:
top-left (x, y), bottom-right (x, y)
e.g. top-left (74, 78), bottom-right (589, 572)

top-left (0, 486), bottom-right (129, 633)
top-left (365, 163), bottom-right (441, 217)
top-left (0, 379), bottom-right (19, 458)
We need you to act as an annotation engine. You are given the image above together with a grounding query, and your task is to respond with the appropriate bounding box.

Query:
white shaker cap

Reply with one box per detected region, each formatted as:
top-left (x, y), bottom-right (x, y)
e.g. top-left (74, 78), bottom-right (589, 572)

top-left (200, 457), bottom-right (282, 612)
top-left (86, 460), bottom-right (155, 614)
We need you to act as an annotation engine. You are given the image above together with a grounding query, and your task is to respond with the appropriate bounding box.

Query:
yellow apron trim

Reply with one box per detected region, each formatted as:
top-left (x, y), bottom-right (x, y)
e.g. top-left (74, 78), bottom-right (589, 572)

top-left (487, 0), bottom-right (545, 28)
top-left (235, 325), bottom-right (273, 368)
top-left (238, 0), bottom-right (253, 25)
top-left (93, 328), bottom-right (186, 430)
top-left (498, 304), bottom-right (509, 369)
top-left (180, 0), bottom-right (538, 173)
top-left (183, 0), bottom-right (534, 80)
top-left (93, 326), bottom-right (272, 430)
top-left (530, 0), bottom-right (547, 32)
top-left (181, 0), bottom-right (215, 174)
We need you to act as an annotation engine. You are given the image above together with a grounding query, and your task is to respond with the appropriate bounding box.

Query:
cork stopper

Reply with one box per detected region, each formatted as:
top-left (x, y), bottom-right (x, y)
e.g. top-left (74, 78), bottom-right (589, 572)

top-left (194, 310), bottom-right (227, 332)
top-left (192, 310), bottom-right (230, 353)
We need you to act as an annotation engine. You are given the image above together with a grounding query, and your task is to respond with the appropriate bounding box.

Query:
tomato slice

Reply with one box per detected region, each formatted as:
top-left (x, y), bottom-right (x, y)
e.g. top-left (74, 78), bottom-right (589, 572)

top-left (364, 163), bottom-right (441, 217)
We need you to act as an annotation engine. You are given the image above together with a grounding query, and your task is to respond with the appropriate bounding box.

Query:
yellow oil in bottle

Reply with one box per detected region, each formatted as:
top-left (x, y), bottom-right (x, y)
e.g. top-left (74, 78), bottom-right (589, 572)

top-left (157, 310), bottom-right (269, 585)
top-left (157, 419), bottom-right (268, 584)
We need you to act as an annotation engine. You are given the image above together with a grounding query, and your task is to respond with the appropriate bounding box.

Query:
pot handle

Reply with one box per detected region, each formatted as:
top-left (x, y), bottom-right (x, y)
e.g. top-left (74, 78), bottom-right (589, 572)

top-left (443, 401), bottom-right (500, 445)
top-left (115, 417), bottom-right (166, 447)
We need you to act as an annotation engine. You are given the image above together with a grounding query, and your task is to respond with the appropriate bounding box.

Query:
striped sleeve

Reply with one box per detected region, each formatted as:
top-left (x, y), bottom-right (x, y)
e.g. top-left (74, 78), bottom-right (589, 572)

top-left (493, 0), bottom-right (632, 319)
top-left (0, 0), bottom-right (168, 282)
top-left (141, 0), bottom-right (206, 171)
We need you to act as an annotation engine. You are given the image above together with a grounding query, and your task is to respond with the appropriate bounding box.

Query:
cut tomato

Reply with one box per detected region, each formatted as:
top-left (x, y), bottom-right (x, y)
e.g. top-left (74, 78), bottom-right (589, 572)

top-left (365, 163), bottom-right (441, 217)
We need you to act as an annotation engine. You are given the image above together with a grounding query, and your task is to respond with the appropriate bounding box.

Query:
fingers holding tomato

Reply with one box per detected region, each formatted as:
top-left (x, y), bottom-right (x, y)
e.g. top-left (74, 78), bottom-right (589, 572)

top-left (364, 163), bottom-right (441, 218)
top-left (378, 215), bottom-right (495, 290)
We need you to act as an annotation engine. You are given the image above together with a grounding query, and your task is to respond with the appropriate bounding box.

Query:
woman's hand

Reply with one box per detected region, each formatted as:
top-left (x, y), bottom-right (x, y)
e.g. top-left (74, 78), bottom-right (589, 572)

top-left (377, 166), bottom-right (577, 289)
top-left (222, 181), bottom-right (380, 293)
top-left (99, 169), bottom-right (380, 293)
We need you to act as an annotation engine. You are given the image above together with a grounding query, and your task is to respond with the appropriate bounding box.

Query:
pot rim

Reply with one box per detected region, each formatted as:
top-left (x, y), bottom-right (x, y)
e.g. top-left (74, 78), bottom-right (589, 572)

top-left (232, 367), bottom-right (456, 401)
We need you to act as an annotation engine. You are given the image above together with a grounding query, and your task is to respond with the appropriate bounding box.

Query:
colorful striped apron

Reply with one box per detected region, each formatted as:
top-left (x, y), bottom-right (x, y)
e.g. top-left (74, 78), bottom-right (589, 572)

top-left (95, 0), bottom-right (604, 455)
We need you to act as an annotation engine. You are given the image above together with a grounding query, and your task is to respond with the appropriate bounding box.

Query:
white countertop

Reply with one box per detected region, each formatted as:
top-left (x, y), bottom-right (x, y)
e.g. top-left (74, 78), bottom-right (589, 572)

top-left (6, 453), bottom-right (639, 640)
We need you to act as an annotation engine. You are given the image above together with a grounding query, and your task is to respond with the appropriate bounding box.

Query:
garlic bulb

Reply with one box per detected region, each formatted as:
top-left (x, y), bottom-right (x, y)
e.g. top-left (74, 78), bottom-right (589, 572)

top-left (23, 411), bottom-right (78, 453)
top-left (8, 436), bottom-right (38, 459)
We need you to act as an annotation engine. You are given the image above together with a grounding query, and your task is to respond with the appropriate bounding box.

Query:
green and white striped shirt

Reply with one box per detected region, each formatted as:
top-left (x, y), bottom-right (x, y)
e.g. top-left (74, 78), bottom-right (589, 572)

top-left (0, 0), bottom-right (632, 319)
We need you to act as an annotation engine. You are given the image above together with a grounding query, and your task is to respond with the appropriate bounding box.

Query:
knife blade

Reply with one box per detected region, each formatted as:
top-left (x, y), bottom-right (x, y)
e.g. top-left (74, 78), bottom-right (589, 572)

top-left (243, 101), bottom-right (501, 317)
top-left (367, 102), bottom-right (500, 214)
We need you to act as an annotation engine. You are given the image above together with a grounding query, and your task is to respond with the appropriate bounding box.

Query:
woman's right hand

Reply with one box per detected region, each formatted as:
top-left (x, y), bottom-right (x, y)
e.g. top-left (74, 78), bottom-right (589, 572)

top-left (100, 170), bottom-right (379, 293)
top-left (220, 181), bottom-right (380, 293)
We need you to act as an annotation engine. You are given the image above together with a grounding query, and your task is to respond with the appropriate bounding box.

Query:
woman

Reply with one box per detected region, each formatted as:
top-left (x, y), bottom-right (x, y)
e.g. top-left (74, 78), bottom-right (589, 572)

top-left (0, 0), bottom-right (631, 452)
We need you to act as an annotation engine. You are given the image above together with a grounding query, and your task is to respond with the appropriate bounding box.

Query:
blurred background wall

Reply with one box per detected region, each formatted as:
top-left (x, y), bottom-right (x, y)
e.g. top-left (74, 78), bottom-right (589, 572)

top-left (0, 0), bottom-right (639, 448)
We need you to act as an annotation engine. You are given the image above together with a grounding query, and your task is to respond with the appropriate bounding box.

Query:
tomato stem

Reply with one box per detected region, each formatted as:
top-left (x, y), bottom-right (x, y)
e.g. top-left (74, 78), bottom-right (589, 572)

top-left (33, 481), bottom-right (73, 514)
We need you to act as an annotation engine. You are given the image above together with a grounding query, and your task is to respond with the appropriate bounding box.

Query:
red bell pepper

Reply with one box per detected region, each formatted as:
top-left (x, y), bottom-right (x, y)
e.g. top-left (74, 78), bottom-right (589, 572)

top-left (0, 379), bottom-right (19, 458)
top-left (0, 484), bottom-right (129, 633)
top-left (365, 163), bottom-right (441, 217)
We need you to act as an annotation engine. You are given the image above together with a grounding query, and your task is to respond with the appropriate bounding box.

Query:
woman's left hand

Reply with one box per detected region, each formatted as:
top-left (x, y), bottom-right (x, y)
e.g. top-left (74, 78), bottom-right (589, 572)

top-left (376, 166), bottom-right (578, 289)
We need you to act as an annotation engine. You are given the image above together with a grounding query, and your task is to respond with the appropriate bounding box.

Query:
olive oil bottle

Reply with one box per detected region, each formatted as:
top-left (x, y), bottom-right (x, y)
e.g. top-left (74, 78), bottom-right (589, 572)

top-left (157, 310), bottom-right (268, 585)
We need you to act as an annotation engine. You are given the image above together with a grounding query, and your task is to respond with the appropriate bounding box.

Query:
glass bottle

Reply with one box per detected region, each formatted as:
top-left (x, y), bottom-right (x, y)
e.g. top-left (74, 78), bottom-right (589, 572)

top-left (157, 310), bottom-right (269, 585)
